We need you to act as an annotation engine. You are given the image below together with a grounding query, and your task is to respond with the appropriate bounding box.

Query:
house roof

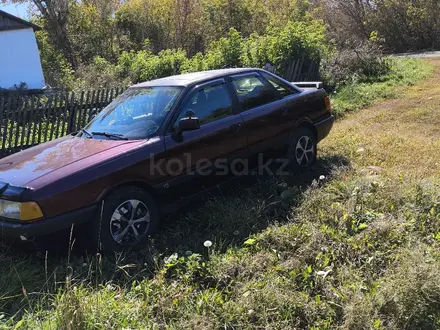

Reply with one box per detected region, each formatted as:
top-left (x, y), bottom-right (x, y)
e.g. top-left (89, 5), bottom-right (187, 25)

top-left (0, 10), bottom-right (41, 32)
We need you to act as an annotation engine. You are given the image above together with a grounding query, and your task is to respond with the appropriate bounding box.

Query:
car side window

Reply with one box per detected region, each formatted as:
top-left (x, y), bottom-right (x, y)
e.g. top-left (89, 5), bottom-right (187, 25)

top-left (175, 83), bottom-right (233, 126)
top-left (261, 72), bottom-right (299, 98)
top-left (231, 75), bottom-right (279, 111)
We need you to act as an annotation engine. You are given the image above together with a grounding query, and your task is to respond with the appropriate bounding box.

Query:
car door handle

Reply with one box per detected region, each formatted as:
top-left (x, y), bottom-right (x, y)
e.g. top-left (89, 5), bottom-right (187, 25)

top-left (229, 123), bottom-right (243, 134)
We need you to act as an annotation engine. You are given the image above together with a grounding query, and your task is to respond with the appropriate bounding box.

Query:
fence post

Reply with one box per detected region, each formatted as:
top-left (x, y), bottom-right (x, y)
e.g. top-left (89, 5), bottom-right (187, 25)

top-left (67, 91), bottom-right (77, 134)
top-left (25, 96), bottom-right (35, 148)
top-left (31, 95), bottom-right (41, 146)
top-left (287, 59), bottom-right (296, 81)
top-left (0, 96), bottom-right (6, 151)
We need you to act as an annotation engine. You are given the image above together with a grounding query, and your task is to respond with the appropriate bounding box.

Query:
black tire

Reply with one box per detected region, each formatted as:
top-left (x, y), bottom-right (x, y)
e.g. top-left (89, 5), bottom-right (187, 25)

top-left (287, 127), bottom-right (317, 169)
top-left (89, 186), bottom-right (159, 253)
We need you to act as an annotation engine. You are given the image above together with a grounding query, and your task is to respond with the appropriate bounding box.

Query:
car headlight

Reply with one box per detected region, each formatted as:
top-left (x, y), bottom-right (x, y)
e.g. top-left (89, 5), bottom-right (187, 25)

top-left (0, 199), bottom-right (44, 221)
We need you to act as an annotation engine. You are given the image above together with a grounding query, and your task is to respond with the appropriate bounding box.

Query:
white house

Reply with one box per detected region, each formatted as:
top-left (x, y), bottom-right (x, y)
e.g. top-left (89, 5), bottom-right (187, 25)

top-left (0, 10), bottom-right (45, 89)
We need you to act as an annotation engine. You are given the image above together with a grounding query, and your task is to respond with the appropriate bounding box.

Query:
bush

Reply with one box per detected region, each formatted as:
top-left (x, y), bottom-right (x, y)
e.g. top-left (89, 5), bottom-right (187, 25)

top-left (74, 20), bottom-right (329, 87)
top-left (203, 28), bottom-right (244, 69)
top-left (139, 49), bottom-right (188, 81)
top-left (74, 56), bottom-right (127, 90)
top-left (241, 20), bottom-right (328, 73)
top-left (321, 41), bottom-right (390, 87)
top-left (180, 52), bottom-right (207, 73)
top-left (116, 48), bottom-right (188, 84)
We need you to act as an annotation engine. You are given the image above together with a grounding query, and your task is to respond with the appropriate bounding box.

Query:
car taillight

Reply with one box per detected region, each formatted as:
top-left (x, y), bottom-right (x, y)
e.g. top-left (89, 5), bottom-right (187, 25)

top-left (324, 96), bottom-right (331, 113)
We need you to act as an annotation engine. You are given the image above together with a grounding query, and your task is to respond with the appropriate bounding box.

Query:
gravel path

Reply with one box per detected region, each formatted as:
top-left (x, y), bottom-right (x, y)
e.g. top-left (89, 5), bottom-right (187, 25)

top-left (394, 51), bottom-right (440, 58)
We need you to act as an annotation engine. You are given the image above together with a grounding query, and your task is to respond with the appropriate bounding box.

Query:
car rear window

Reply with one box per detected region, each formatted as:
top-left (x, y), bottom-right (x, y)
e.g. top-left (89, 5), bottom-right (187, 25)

top-left (231, 75), bottom-right (279, 111)
top-left (260, 72), bottom-right (299, 98)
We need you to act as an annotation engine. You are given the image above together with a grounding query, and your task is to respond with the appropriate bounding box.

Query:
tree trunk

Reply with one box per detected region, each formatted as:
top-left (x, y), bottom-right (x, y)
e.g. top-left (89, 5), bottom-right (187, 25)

top-left (32, 0), bottom-right (77, 70)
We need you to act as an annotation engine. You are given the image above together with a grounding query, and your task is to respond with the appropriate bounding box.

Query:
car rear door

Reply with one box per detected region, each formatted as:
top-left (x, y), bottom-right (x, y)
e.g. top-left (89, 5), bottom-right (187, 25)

top-left (160, 79), bottom-right (247, 202)
top-left (230, 72), bottom-right (303, 160)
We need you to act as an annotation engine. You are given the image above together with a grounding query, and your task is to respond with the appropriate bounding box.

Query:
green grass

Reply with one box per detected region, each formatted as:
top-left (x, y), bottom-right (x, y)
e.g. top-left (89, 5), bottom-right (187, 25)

top-left (331, 58), bottom-right (435, 118)
top-left (0, 58), bottom-right (439, 329)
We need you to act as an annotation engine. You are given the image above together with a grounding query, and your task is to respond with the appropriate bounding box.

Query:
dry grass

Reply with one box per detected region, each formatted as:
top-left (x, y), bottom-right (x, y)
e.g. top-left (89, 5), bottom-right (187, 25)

top-left (323, 58), bottom-right (440, 180)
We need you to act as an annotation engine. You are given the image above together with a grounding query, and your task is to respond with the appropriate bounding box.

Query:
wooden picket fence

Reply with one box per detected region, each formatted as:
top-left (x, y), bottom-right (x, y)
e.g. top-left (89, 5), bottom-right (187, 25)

top-left (283, 57), bottom-right (320, 82)
top-left (0, 87), bottom-right (125, 158)
top-left (267, 55), bottom-right (321, 82)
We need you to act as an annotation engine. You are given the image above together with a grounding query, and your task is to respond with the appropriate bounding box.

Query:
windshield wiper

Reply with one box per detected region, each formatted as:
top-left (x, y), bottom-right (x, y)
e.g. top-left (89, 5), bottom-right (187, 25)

top-left (91, 132), bottom-right (129, 140)
top-left (80, 128), bottom-right (93, 139)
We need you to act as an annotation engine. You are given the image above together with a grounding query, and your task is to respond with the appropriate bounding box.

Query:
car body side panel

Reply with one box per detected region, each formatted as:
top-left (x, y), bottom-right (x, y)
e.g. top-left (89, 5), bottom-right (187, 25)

top-left (294, 89), bottom-right (329, 123)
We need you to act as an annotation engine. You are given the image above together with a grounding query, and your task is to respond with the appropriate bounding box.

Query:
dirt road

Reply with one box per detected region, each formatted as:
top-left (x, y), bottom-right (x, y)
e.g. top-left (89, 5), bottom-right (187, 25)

top-left (321, 58), bottom-right (440, 180)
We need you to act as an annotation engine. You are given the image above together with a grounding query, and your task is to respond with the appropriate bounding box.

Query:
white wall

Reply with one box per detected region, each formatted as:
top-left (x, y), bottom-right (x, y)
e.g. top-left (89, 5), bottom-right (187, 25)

top-left (0, 28), bottom-right (45, 89)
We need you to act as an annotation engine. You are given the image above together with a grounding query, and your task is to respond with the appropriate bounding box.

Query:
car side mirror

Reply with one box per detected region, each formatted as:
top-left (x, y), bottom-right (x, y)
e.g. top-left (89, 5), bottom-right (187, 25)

top-left (175, 110), bottom-right (200, 137)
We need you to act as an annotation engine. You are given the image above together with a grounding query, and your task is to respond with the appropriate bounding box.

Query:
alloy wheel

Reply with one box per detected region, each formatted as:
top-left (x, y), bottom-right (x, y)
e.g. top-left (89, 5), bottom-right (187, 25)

top-left (295, 136), bottom-right (315, 167)
top-left (109, 199), bottom-right (150, 245)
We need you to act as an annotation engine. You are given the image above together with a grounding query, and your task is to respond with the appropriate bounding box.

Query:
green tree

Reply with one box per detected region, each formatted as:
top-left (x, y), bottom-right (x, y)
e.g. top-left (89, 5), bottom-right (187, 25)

top-left (68, 1), bottom-right (117, 64)
top-left (35, 27), bottom-right (75, 89)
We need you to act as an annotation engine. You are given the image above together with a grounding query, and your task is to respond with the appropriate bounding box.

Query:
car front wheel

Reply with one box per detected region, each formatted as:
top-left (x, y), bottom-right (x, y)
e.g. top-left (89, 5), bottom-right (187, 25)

top-left (90, 186), bottom-right (159, 252)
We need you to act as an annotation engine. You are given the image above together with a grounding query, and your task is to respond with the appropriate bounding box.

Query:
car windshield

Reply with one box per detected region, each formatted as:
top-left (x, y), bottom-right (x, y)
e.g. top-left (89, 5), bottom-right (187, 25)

top-left (82, 87), bottom-right (183, 140)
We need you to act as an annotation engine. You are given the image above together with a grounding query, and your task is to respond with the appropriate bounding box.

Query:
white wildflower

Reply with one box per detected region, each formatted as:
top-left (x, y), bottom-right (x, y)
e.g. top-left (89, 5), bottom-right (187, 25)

top-left (316, 269), bottom-right (332, 279)
top-left (164, 253), bottom-right (178, 264)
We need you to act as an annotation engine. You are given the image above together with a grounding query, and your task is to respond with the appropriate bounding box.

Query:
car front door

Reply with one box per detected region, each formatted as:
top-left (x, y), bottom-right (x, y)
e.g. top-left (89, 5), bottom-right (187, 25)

top-left (160, 79), bottom-right (247, 202)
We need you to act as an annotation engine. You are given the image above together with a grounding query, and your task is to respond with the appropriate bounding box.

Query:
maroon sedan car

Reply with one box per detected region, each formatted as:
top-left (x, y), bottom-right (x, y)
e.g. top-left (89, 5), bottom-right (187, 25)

top-left (0, 69), bottom-right (334, 251)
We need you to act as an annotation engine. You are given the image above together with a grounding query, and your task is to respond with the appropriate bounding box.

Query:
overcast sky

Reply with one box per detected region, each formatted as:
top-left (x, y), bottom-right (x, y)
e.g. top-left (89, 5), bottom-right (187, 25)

top-left (1, 2), bottom-right (29, 19)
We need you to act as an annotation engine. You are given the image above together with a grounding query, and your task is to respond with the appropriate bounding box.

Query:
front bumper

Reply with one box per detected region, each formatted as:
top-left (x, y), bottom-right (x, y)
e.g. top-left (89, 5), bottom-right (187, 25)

top-left (314, 115), bottom-right (335, 142)
top-left (0, 204), bottom-right (97, 238)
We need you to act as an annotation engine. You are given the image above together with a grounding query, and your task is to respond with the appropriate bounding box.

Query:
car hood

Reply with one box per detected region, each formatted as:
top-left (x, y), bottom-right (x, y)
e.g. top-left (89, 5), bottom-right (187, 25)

top-left (0, 136), bottom-right (146, 188)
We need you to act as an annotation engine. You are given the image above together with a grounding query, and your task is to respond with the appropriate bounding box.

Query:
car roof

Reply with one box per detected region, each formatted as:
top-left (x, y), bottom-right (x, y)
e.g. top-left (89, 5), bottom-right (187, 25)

top-left (131, 68), bottom-right (262, 88)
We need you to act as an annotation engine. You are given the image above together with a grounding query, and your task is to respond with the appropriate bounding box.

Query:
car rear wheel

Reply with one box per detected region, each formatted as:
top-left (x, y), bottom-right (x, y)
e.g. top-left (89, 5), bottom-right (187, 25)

top-left (287, 127), bottom-right (317, 169)
top-left (90, 186), bottom-right (159, 252)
